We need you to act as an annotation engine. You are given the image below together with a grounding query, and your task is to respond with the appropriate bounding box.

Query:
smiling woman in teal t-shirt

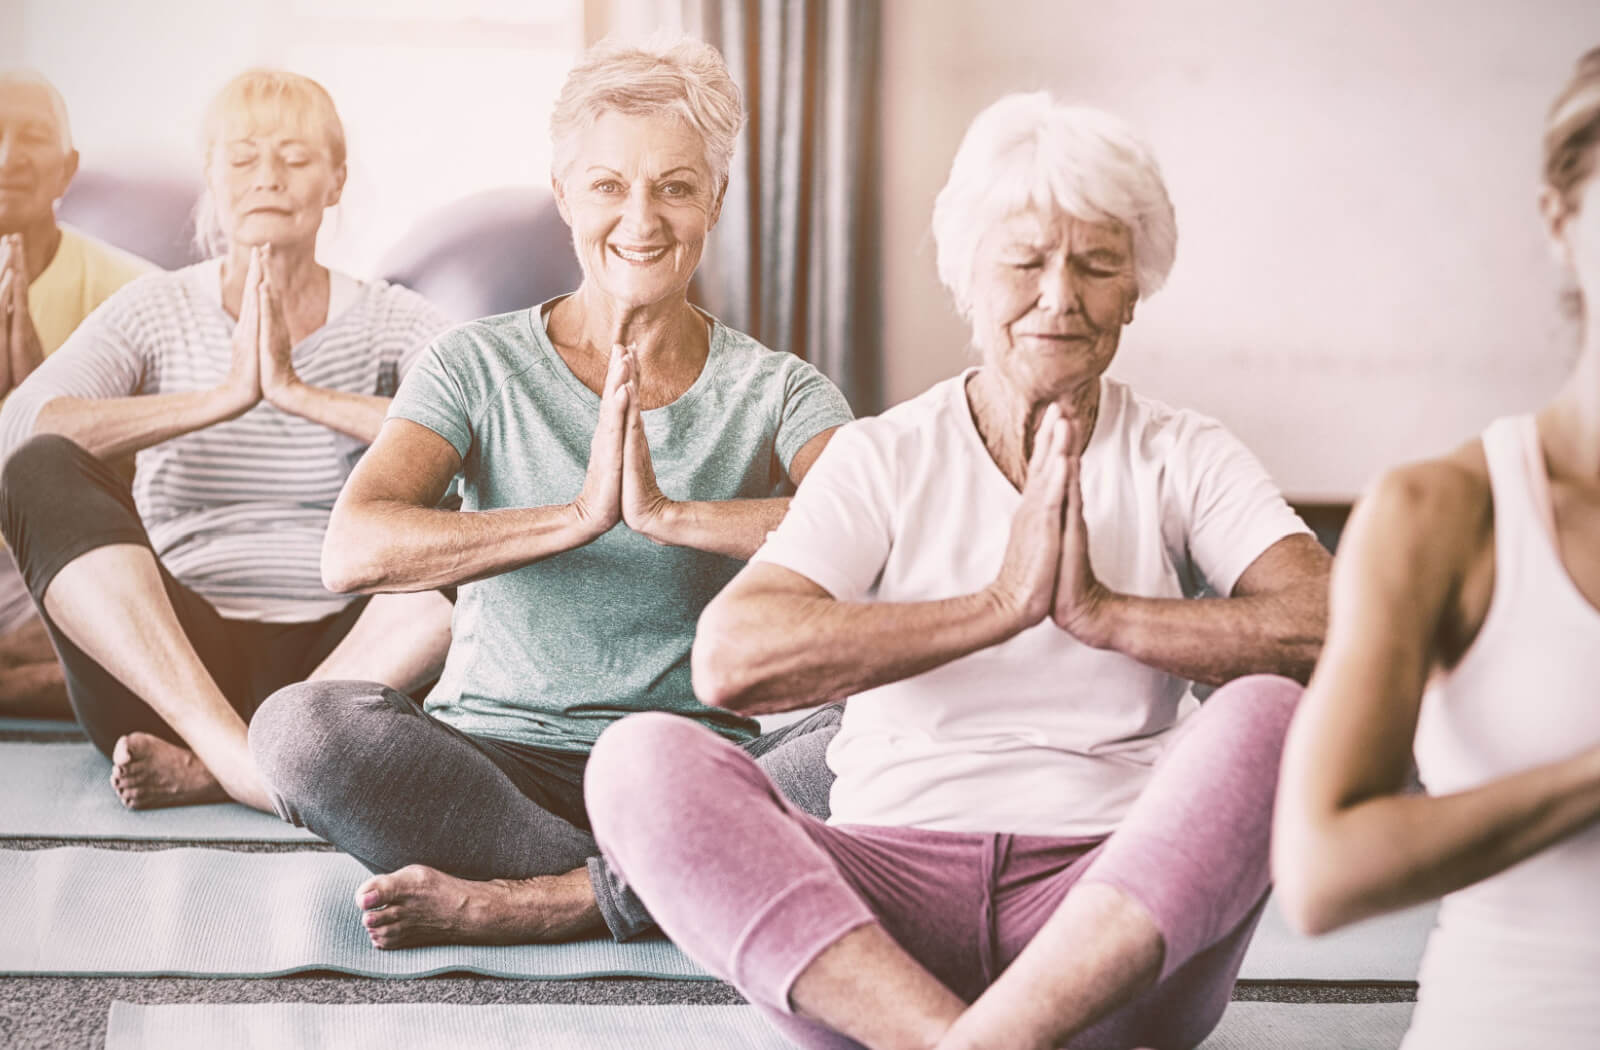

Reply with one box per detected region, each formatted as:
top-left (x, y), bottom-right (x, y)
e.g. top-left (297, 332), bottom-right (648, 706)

top-left (246, 37), bottom-right (853, 952)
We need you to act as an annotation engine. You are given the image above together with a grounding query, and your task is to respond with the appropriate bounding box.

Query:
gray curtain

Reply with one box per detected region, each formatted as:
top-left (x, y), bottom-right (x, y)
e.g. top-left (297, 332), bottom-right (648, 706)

top-left (689, 0), bottom-right (881, 413)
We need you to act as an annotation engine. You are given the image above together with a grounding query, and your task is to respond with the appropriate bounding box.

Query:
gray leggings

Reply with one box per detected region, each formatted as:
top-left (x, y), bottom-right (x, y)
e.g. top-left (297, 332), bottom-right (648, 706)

top-left (248, 680), bottom-right (840, 941)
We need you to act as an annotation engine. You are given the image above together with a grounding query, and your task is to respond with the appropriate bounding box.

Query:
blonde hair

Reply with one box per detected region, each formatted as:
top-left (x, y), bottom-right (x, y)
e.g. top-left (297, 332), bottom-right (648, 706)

top-left (549, 36), bottom-right (743, 192)
top-left (1545, 46), bottom-right (1600, 214)
top-left (192, 70), bottom-right (347, 255)
top-left (932, 93), bottom-right (1177, 320)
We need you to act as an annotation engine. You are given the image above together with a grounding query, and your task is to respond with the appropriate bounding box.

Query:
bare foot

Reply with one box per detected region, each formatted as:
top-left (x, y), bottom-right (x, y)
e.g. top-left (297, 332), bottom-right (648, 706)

top-left (110, 732), bottom-right (227, 809)
top-left (355, 864), bottom-right (605, 949)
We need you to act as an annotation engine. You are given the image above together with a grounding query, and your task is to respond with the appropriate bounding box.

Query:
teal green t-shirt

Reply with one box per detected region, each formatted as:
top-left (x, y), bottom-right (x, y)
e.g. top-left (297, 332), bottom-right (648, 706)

top-left (388, 304), bottom-right (854, 753)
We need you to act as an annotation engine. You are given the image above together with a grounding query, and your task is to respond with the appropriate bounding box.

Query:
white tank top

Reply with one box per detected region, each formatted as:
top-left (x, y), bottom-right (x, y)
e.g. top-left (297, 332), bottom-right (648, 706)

top-left (1404, 415), bottom-right (1600, 1049)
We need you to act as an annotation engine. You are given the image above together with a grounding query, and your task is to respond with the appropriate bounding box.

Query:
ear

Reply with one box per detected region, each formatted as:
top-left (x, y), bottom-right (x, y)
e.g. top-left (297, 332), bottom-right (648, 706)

top-left (55, 149), bottom-right (80, 201)
top-left (1539, 184), bottom-right (1580, 269)
top-left (326, 164), bottom-right (348, 209)
top-left (1123, 291), bottom-right (1138, 326)
top-left (551, 175), bottom-right (572, 227)
top-left (707, 179), bottom-right (728, 232)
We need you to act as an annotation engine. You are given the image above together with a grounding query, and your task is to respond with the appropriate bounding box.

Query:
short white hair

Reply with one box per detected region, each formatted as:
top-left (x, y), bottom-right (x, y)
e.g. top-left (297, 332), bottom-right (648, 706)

top-left (932, 92), bottom-right (1177, 318)
top-left (549, 35), bottom-right (743, 192)
top-left (0, 69), bottom-right (73, 153)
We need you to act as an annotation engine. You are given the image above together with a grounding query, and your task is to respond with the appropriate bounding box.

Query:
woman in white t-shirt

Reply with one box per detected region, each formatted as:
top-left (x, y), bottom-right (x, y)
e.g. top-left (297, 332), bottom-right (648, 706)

top-left (585, 93), bottom-right (1332, 1050)
top-left (1273, 47), bottom-right (1600, 1050)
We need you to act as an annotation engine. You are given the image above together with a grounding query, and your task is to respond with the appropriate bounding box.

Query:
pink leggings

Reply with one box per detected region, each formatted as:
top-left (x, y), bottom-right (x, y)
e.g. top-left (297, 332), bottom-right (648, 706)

top-left (587, 675), bottom-right (1300, 1050)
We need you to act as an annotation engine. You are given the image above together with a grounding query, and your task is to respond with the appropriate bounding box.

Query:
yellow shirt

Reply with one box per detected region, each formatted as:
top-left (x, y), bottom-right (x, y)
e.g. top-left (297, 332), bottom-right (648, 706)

top-left (25, 224), bottom-right (155, 355)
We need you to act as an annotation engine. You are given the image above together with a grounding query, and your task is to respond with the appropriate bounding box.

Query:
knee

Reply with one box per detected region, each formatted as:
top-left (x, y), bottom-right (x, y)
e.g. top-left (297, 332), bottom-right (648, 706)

top-left (586, 712), bottom-right (721, 837)
top-left (0, 435), bottom-right (93, 536)
top-left (1204, 673), bottom-right (1302, 744)
top-left (249, 680), bottom-right (368, 796)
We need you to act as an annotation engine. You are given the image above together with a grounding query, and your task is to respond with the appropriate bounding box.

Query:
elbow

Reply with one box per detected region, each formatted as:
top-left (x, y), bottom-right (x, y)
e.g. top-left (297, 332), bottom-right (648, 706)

top-left (320, 515), bottom-right (383, 595)
top-left (1272, 871), bottom-right (1345, 938)
top-left (691, 601), bottom-right (761, 712)
top-left (1271, 827), bottom-right (1360, 937)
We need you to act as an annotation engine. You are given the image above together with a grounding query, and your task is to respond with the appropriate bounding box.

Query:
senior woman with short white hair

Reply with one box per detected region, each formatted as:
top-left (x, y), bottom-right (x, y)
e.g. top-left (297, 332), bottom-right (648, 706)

top-left (586, 93), bottom-right (1332, 1049)
top-left (249, 37), bottom-right (852, 949)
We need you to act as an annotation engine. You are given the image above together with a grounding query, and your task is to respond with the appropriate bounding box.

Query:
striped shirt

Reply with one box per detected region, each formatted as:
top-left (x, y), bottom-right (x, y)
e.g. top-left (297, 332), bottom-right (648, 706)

top-left (0, 259), bottom-right (449, 622)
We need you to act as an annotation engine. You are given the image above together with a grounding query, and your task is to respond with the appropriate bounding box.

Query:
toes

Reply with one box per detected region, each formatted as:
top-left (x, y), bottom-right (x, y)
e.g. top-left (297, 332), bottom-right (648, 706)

top-left (111, 735), bottom-right (133, 766)
top-left (363, 906), bottom-right (402, 930)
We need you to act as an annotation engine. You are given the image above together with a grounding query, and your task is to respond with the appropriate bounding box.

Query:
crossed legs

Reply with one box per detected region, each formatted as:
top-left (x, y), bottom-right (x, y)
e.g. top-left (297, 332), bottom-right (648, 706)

top-left (0, 435), bottom-right (452, 810)
top-left (250, 679), bottom-right (843, 948)
top-left (588, 674), bottom-right (1301, 1050)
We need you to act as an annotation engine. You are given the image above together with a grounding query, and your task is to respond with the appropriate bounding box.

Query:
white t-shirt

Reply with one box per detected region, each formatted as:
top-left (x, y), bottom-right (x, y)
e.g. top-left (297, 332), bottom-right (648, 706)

top-left (753, 370), bottom-right (1311, 837)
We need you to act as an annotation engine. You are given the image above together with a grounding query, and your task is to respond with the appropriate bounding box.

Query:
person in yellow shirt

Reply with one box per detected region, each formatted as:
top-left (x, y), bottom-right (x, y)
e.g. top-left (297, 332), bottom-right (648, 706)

top-left (0, 70), bottom-right (154, 717)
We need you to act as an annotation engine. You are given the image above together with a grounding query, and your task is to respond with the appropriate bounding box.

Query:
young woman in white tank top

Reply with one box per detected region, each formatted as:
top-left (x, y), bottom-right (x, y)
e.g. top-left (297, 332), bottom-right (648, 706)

top-left (1272, 47), bottom-right (1600, 1050)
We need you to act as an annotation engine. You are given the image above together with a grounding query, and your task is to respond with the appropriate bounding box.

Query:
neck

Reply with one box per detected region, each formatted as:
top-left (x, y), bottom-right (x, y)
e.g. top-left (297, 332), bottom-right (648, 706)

top-left (560, 281), bottom-right (700, 361)
top-left (968, 367), bottom-right (1101, 486)
top-left (1543, 322), bottom-right (1600, 479)
top-left (219, 238), bottom-right (324, 313)
top-left (6, 217), bottom-right (63, 283)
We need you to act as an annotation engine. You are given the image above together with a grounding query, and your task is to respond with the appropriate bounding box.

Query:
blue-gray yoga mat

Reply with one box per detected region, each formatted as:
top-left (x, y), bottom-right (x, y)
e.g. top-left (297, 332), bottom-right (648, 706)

top-left (0, 842), bottom-right (1431, 982)
top-left (0, 716), bottom-right (83, 737)
top-left (102, 1001), bottom-right (1417, 1050)
top-left (1240, 896), bottom-right (1436, 982)
top-left (0, 847), bottom-right (710, 980)
top-left (0, 742), bottom-right (321, 841)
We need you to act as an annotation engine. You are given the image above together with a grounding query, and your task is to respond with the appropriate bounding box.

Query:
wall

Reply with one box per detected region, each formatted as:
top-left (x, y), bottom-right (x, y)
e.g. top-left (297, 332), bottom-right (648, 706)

top-left (879, 0), bottom-right (1600, 499)
top-left (12, 0), bottom-right (582, 277)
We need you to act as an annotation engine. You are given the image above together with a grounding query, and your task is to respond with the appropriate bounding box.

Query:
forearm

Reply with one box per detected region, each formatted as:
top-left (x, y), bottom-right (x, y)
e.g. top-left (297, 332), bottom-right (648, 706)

top-left (1084, 588), bottom-right (1325, 685)
top-left (322, 499), bottom-right (603, 593)
top-left (32, 389), bottom-right (247, 459)
top-left (1279, 745), bottom-right (1600, 933)
top-left (694, 585), bottom-right (1024, 714)
top-left (641, 497), bottom-right (790, 559)
top-left (269, 380), bottom-right (390, 442)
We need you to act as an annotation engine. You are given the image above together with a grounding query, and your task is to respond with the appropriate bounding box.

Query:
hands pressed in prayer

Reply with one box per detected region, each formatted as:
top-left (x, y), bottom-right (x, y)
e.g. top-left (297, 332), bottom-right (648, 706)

top-left (570, 342), bottom-right (678, 543)
top-left (0, 233), bottom-right (45, 397)
top-left (1050, 417), bottom-right (1117, 647)
top-left (224, 244), bottom-right (265, 413)
top-left (256, 244), bottom-right (304, 409)
top-left (988, 403), bottom-right (1070, 629)
top-left (572, 343), bottom-right (631, 537)
top-left (986, 404), bottom-right (1117, 645)
top-left (620, 347), bottom-right (673, 539)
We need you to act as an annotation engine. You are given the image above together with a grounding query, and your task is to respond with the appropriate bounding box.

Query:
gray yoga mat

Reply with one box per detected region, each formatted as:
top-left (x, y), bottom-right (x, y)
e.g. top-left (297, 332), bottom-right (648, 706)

top-left (0, 742), bottom-right (321, 841)
top-left (0, 842), bottom-right (1432, 982)
top-left (0, 715), bottom-right (83, 737)
top-left (1240, 896), bottom-right (1436, 982)
top-left (102, 1001), bottom-right (1417, 1050)
top-left (0, 847), bottom-right (711, 980)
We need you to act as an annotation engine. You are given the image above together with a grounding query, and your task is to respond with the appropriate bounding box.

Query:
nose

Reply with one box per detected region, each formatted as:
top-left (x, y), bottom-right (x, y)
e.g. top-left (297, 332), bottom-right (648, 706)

top-left (252, 154), bottom-right (286, 192)
top-left (617, 183), bottom-right (661, 238)
top-left (1036, 257), bottom-right (1080, 315)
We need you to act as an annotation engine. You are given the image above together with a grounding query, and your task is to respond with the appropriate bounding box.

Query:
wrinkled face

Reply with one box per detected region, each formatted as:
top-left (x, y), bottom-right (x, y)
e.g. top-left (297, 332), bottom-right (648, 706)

top-left (969, 207), bottom-right (1139, 399)
top-left (0, 80), bottom-right (76, 234)
top-left (554, 110), bottom-right (721, 310)
top-left (207, 116), bottom-right (344, 250)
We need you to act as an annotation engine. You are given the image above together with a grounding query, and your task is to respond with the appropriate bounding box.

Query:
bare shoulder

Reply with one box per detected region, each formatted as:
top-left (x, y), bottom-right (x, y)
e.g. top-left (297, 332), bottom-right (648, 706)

top-left (1338, 443), bottom-right (1496, 661)
top-left (1353, 443), bottom-right (1492, 564)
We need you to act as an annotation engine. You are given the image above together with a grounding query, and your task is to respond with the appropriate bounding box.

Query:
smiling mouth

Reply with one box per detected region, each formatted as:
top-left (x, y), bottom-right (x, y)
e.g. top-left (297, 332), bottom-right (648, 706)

top-left (610, 244), bottom-right (668, 264)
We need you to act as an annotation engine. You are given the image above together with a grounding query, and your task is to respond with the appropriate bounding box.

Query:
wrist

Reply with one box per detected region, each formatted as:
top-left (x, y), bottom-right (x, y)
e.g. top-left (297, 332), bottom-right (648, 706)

top-left (636, 496), bottom-right (682, 546)
top-left (1059, 587), bottom-right (1124, 649)
top-left (980, 582), bottom-right (1038, 639)
top-left (216, 379), bottom-right (258, 419)
top-left (566, 498), bottom-right (613, 545)
top-left (262, 373), bottom-right (306, 412)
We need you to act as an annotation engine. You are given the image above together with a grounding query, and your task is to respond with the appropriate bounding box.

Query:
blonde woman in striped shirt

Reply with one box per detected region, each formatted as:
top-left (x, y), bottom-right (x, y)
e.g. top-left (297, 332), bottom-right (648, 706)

top-left (0, 70), bottom-right (451, 812)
